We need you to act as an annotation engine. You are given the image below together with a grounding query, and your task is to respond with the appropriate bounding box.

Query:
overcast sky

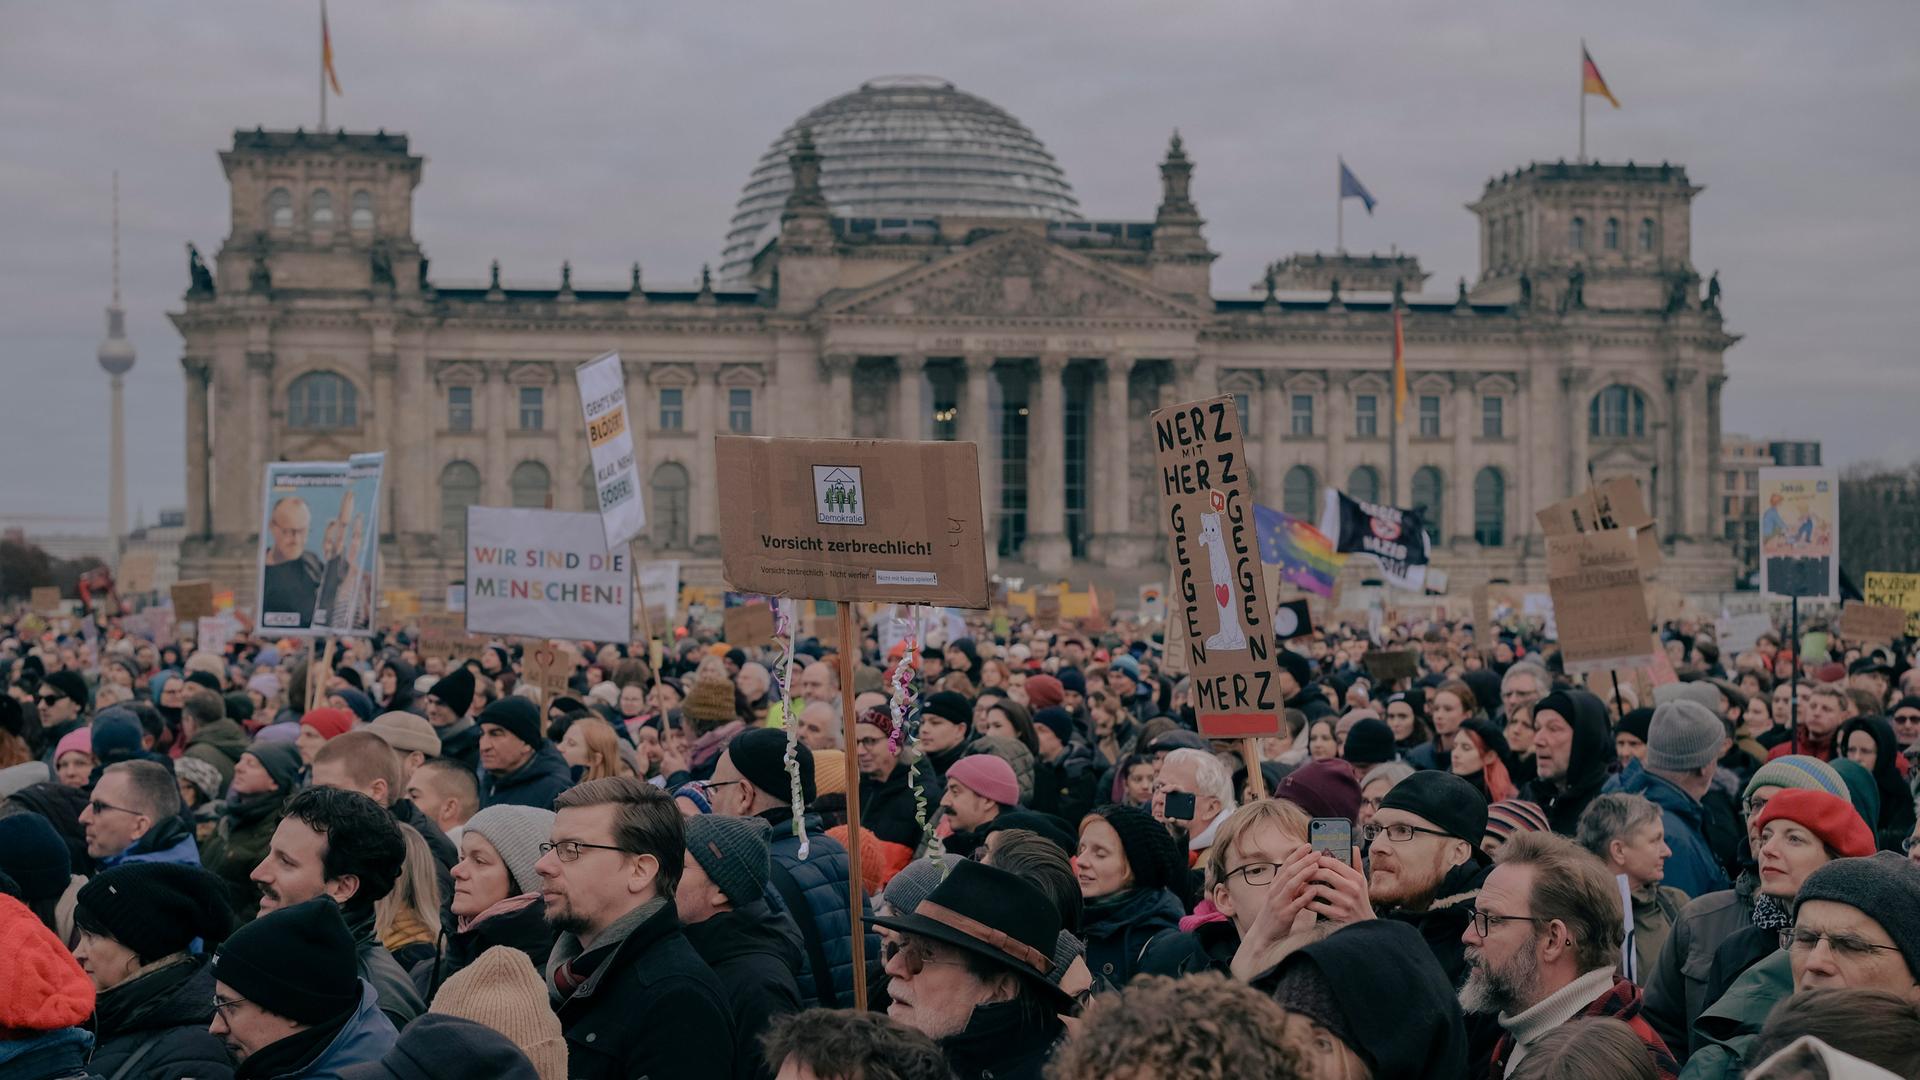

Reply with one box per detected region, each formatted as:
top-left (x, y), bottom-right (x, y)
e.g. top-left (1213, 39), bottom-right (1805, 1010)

top-left (5, 1), bottom-right (1917, 530)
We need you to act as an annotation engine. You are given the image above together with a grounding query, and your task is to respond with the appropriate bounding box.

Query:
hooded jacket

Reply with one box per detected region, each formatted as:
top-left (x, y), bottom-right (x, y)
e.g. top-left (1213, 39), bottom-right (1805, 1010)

top-left (1677, 950), bottom-right (1792, 1080)
top-left (183, 716), bottom-right (252, 792)
top-left (1135, 914), bottom-right (1240, 979)
top-left (481, 743), bottom-right (572, 811)
top-left (857, 755), bottom-right (939, 852)
top-left (1642, 871), bottom-right (1759, 1056)
top-left (202, 788), bottom-right (289, 920)
top-left (1260, 920), bottom-right (1468, 1080)
top-left (434, 718), bottom-right (481, 775)
top-left (1030, 740), bottom-right (1099, 826)
top-left (1519, 689), bottom-right (1614, 836)
top-left (86, 955), bottom-right (233, 1080)
top-left (681, 899), bottom-right (805, 1080)
top-left (1616, 768), bottom-right (1732, 899)
top-left (1380, 856), bottom-right (1490, 988)
top-left (1839, 716), bottom-right (1915, 850)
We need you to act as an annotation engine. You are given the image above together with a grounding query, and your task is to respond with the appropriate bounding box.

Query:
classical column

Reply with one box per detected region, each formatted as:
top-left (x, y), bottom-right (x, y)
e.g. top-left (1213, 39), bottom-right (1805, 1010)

top-left (895, 355), bottom-right (925, 440)
top-left (245, 351), bottom-right (273, 530)
top-left (1100, 357), bottom-right (1135, 563)
top-left (1260, 370), bottom-right (1286, 510)
top-left (556, 366), bottom-right (584, 510)
top-left (1706, 374), bottom-right (1726, 539)
top-left (1668, 367), bottom-right (1699, 540)
top-left (1451, 374), bottom-right (1475, 544)
top-left (1563, 367), bottom-right (1590, 498)
top-left (1025, 354), bottom-right (1071, 572)
top-left (961, 355), bottom-right (998, 561)
top-left (182, 357), bottom-right (211, 537)
top-left (370, 352), bottom-right (397, 531)
top-left (822, 354), bottom-right (855, 438)
top-left (392, 344), bottom-right (430, 539)
top-left (1325, 373), bottom-right (1349, 495)
top-left (693, 365), bottom-right (719, 547)
top-left (483, 368), bottom-right (509, 506)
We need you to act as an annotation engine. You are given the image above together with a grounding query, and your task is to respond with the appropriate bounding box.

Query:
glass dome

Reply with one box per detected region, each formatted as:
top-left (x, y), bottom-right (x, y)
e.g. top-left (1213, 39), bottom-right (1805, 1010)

top-left (719, 76), bottom-right (1081, 280)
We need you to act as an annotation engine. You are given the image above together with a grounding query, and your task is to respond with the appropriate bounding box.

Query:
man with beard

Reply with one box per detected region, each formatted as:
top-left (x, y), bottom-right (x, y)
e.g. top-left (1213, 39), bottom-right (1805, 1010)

top-left (1364, 771), bottom-right (1493, 986)
top-left (1460, 831), bottom-right (1678, 1078)
top-left (1520, 688), bottom-right (1615, 836)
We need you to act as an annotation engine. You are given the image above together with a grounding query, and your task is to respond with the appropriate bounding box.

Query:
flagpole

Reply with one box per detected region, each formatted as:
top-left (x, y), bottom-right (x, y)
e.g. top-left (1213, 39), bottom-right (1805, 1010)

top-left (1578, 39), bottom-right (1586, 164)
top-left (1336, 159), bottom-right (1344, 254)
top-left (319, 1), bottom-right (327, 131)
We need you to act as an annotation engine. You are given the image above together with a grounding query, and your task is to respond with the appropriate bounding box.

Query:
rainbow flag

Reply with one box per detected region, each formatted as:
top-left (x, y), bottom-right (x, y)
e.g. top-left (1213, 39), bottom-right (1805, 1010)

top-left (1582, 44), bottom-right (1618, 108)
top-left (1254, 504), bottom-right (1348, 598)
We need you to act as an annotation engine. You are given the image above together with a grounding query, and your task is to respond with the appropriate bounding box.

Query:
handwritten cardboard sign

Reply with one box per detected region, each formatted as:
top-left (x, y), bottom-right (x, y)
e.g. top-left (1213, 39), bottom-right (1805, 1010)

top-left (523, 641), bottom-right (579, 705)
top-left (1034, 591), bottom-right (1062, 626)
top-left (416, 611), bottom-right (486, 664)
top-left (715, 436), bottom-right (990, 609)
top-left (1153, 394), bottom-right (1282, 738)
top-left (1361, 649), bottom-right (1420, 684)
top-left (1159, 565), bottom-right (1189, 676)
top-left (1547, 530), bottom-right (1653, 673)
top-left (1472, 585), bottom-right (1496, 655)
top-left (723, 601), bottom-right (775, 646)
top-left (1863, 572), bottom-right (1920, 639)
top-left (30, 586), bottom-right (62, 613)
top-left (1841, 601), bottom-right (1908, 645)
top-left (171, 581), bottom-right (215, 624)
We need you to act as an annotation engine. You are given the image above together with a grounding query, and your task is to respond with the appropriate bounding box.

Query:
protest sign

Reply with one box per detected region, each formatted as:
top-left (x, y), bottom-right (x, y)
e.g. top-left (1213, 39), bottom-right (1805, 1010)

top-left (172, 581), bottom-right (215, 623)
top-left (1318, 489), bottom-right (1430, 592)
top-left (1160, 565), bottom-right (1190, 676)
top-left (636, 559), bottom-right (680, 634)
top-left (1153, 394), bottom-right (1283, 738)
top-left (464, 507), bottom-right (631, 641)
top-left (30, 586), bottom-right (62, 613)
top-left (1361, 649), bottom-right (1420, 684)
top-left (1547, 530), bottom-right (1653, 673)
top-left (314, 453), bottom-right (383, 636)
top-left (381, 589), bottom-right (421, 619)
top-left (1273, 599), bottom-right (1313, 641)
top-left (576, 352), bottom-right (646, 549)
top-left (256, 460), bottom-right (358, 635)
top-left (416, 611), bottom-right (486, 664)
top-left (1759, 467), bottom-right (1839, 600)
top-left (117, 553), bottom-right (156, 596)
top-left (197, 614), bottom-right (241, 655)
top-left (1863, 572), bottom-right (1920, 638)
top-left (1138, 583), bottom-right (1165, 621)
top-left (522, 641), bottom-right (578, 705)
top-left (1716, 612), bottom-right (1775, 657)
top-left (723, 601), bottom-right (775, 646)
top-left (1034, 591), bottom-right (1062, 626)
top-left (1840, 601), bottom-right (1908, 645)
top-left (714, 435), bottom-right (990, 609)
top-left (1472, 585), bottom-right (1496, 655)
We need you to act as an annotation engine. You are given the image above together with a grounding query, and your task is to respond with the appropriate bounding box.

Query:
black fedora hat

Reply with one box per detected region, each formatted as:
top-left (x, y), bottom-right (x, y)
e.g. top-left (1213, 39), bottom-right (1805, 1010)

top-left (866, 858), bottom-right (1074, 1011)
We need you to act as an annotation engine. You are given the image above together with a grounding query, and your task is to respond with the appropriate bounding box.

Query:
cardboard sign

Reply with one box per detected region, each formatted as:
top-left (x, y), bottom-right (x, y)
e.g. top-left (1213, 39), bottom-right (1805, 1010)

top-left (465, 507), bottom-right (632, 642)
top-left (714, 435), bottom-right (990, 609)
top-left (118, 553), bottom-right (156, 596)
top-left (723, 601), bottom-right (776, 646)
top-left (577, 351), bottom-right (647, 549)
top-left (172, 581), bottom-right (215, 623)
top-left (197, 613), bottom-right (241, 655)
top-left (1547, 530), bottom-right (1653, 673)
top-left (636, 560), bottom-right (680, 634)
top-left (1153, 395), bottom-right (1282, 738)
top-left (1361, 649), bottom-right (1420, 684)
top-left (1472, 584), bottom-right (1496, 655)
top-left (1034, 591), bottom-right (1062, 626)
top-left (1160, 565), bottom-right (1189, 676)
top-left (1593, 476), bottom-right (1654, 531)
top-left (1840, 601), bottom-right (1908, 645)
top-left (1863, 572), bottom-right (1920, 638)
top-left (1138, 584), bottom-right (1165, 621)
top-left (30, 586), bottom-right (62, 613)
top-left (523, 641), bottom-right (579, 705)
top-left (1716, 612), bottom-right (1775, 657)
top-left (416, 611), bottom-right (486, 664)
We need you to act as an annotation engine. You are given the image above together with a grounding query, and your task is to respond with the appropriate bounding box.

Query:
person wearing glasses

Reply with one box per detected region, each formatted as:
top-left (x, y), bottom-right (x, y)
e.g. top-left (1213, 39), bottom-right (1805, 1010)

top-left (208, 897), bottom-right (397, 1076)
top-left (536, 776), bottom-right (734, 1080)
top-left (1138, 798), bottom-right (1309, 980)
top-left (35, 669), bottom-right (91, 761)
top-left (1463, 831), bottom-right (1679, 1078)
top-left (79, 759), bottom-right (201, 869)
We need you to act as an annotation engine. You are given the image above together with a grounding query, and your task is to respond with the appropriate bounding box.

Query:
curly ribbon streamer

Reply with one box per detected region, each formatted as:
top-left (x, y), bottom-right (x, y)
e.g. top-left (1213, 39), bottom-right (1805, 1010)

top-left (892, 606), bottom-right (946, 866)
top-left (773, 597), bottom-right (809, 859)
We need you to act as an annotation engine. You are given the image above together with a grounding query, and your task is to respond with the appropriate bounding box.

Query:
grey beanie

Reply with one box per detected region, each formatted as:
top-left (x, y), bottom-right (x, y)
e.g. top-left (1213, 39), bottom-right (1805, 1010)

top-left (1647, 700), bottom-right (1724, 772)
top-left (1652, 681), bottom-right (1722, 713)
top-left (463, 805), bottom-right (556, 896)
top-left (683, 815), bottom-right (771, 908)
top-left (1794, 852), bottom-right (1920, 981)
top-left (880, 855), bottom-right (949, 918)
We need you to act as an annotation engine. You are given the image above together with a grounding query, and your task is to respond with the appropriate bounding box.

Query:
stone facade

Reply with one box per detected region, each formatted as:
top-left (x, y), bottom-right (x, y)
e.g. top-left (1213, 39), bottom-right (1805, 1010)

top-left (170, 127), bottom-right (1741, 610)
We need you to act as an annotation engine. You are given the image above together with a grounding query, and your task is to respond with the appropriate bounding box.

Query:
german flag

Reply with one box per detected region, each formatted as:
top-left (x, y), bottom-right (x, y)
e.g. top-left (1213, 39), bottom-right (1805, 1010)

top-left (1582, 44), bottom-right (1619, 108)
top-left (323, 1), bottom-right (343, 96)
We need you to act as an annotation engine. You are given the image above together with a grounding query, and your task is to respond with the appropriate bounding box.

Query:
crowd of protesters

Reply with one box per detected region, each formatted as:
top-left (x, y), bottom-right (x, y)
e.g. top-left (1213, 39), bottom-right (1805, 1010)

top-left (2, 599), bottom-right (1919, 1080)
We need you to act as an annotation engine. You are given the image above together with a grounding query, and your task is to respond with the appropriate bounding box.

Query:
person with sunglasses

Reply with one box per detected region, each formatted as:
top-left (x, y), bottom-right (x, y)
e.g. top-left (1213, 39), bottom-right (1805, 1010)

top-left (79, 759), bottom-right (201, 869)
top-left (35, 669), bottom-right (91, 762)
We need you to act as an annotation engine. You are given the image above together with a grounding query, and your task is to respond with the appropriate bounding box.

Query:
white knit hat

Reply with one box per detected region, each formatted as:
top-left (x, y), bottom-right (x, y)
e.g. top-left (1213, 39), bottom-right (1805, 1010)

top-left (461, 805), bottom-right (555, 896)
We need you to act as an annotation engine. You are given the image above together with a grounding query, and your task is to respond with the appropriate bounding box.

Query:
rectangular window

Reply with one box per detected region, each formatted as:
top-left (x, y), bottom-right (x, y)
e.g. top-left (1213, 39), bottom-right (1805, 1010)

top-left (1291, 394), bottom-right (1314, 436)
top-left (447, 386), bottom-right (473, 432)
top-left (1481, 396), bottom-right (1504, 438)
top-left (728, 388), bottom-right (753, 434)
top-left (1417, 395), bottom-right (1441, 437)
top-left (1354, 394), bottom-right (1378, 437)
top-left (1233, 392), bottom-right (1253, 436)
top-left (1724, 470), bottom-right (1737, 492)
top-left (659, 387), bottom-right (683, 431)
top-left (517, 387), bottom-right (544, 430)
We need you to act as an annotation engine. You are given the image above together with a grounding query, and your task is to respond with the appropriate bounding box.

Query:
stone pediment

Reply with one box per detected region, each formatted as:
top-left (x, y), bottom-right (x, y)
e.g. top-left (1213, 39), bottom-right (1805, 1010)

top-left (824, 231), bottom-right (1205, 322)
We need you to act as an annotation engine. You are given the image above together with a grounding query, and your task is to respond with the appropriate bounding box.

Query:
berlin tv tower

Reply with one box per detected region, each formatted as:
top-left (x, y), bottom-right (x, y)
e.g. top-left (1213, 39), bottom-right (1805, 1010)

top-left (97, 172), bottom-right (136, 549)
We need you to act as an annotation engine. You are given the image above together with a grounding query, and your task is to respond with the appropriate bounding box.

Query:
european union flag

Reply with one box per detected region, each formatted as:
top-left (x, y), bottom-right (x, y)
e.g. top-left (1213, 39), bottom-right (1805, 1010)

top-left (1254, 504), bottom-right (1346, 598)
top-left (1339, 158), bottom-right (1377, 215)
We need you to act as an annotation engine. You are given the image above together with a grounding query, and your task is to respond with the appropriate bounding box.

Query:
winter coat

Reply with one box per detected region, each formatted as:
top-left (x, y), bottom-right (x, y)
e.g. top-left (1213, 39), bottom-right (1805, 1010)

top-left (1081, 887), bottom-right (1184, 988)
top-left (1519, 689), bottom-right (1615, 836)
top-left (757, 807), bottom-right (881, 1009)
top-left (343, 904), bottom-right (426, 1030)
top-left (1629, 884), bottom-right (1690, 988)
top-left (1030, 742), bottom-right (1099, 826)
top-left (1381, 857), bottom-right (1489, 988)
top-left (1642, 873), bottom-right (1758, 1057)
top-left (481, 744), bottom-right (572, 810)
top-left (939, 999), bottom-right (1064, 1080)
top-left (683, 899), bottom-right (805, 1080)
top-left (1490, 975), bottom-right (1679, 1080)
top-left (1678, 950), bottom-right (1792, 1080)
top-left (201, 789), bottom-right (287, 920)
top-left (547, 901), bottom-right (735, 1080)
top-left (97, 813), bottom-right (202, 871)
top-left (1135, 915), bottom-right (1240, 979)
top-left (858, 757), bottom-right (939, 853)
top-left (270, 979), bottom-right (398, 1080)
top-left (1616, 769), bottom-right (1731, 899)
top-left (410, 895), bottom-right (553, 1002)
top-left (86, 956), bottom-right (232, 1080)
top-left (182, 717), bottom-right (251, 793)
top-left (966, 736), bottom-right (1036, 805)
top-left (435, 718), bottom-right (482, 775)
top-left (0, 1028), bottom-right (92, 1080)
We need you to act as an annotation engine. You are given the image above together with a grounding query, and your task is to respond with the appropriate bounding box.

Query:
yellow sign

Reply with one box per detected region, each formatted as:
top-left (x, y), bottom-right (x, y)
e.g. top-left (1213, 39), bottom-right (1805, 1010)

top-left (1863, 572), bottom-right (1920, 638)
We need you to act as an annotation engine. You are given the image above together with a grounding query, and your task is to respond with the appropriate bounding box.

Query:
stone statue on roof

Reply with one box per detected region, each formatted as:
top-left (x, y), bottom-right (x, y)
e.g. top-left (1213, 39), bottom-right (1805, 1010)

top-left (186, 242), bottom-right (214, 296)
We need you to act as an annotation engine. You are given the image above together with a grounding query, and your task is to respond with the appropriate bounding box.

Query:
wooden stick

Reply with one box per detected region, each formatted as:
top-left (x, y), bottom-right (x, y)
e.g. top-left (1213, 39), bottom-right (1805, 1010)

top-left (1240, 737), bottom-right (1268, 800)
top-left (836, 603), bottom-right (869, 1010)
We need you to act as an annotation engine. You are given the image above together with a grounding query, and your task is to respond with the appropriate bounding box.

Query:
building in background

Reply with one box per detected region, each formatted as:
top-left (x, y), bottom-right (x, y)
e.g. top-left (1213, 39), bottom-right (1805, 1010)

top-left (1723, 436), bottom-right (1827, 585)
top-left (98, 173), bottom-right (136, 555)
top-left (1768, 440), bottom-right (1822, 467)
top-left (169, 78), bottom-right (1741, 609)
top-left (120, 508), bottom-right (189, 597)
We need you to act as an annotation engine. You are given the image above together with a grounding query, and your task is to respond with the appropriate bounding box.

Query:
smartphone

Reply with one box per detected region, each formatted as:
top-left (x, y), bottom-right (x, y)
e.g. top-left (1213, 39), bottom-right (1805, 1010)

top-left (1309, 817), bottom-right (1353, 865)
top-left (1163, 791), bottom-right (1197, 821)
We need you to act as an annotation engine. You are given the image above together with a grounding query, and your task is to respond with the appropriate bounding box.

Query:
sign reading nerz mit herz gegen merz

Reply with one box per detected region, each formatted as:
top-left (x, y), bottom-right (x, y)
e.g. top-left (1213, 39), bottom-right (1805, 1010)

top-left (1152, 395), bottom-right (1284, 738)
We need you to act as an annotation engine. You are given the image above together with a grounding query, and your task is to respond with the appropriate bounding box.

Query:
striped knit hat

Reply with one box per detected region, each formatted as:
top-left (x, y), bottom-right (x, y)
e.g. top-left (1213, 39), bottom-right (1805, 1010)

top-left (1482, 799), bottom-right (1550, 848)
top-left (1742, 755), bottom-right (1847, 802)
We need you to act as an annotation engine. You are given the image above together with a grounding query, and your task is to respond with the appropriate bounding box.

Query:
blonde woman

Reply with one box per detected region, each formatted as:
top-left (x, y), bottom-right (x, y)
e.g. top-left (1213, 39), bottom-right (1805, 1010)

top-left (558, 715), bottom-right (633, 783)
top-left (377, 822), bottom-right (443, 971)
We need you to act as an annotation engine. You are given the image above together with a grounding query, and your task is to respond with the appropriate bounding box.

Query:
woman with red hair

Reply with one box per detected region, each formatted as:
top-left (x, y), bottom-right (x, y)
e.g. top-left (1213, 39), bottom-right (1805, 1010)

top-left (1450, 717), bottom-right (1517, 802)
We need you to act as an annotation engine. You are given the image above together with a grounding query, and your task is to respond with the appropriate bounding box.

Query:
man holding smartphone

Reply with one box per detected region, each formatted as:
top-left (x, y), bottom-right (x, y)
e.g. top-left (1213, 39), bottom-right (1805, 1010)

top-left (1152, 748), bottom-right (1238, 881)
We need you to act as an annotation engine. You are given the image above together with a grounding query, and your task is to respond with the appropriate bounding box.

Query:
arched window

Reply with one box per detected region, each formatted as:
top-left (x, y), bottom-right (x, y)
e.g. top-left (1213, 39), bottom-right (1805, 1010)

top-left (1589, 385), bottom-right (1648, 438)
top-left (581, 465), bottom-right (599, 514)
top-left (1569, 216), bottom-right (1586, 251)
top-left (268, 188), bottom-right (293, 229)
top-left (439, 462), bottom-right (480, 550)
top-left (510, 461), bottom-right (551, 509)
top-left (287, 371), bottom-right (357, 430)
top-left (1639, 218), bottom-right (1657, 252)
top-left (1411, 466), bottom-right (1444, 542)
top-left (349, 191), bottom-right (374, 231)
top-left (1604, 218), bottom-right (1620, 250)
top-left (1474, 468), bottom-right (1506, 547)
top-left (652, 462), bottom-right (690, 549)
top-left (310, 189), bottom-right (334, 228)
top-left (1282, 466), bottom-right (1318, 519)
top-left (1347, 465), bottom-right (1381, 506)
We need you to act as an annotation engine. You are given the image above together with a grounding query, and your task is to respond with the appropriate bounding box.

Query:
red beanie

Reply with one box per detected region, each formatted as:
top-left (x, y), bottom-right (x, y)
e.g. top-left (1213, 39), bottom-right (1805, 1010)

top-left (0, 894), bottom-right (94, 1032)
top-left (1024, 674), bottom-right (1064, 711)
top-left (299, 707), bottom-right (356, 742)
top-left (1753, 789), bottom-right (1875, 859)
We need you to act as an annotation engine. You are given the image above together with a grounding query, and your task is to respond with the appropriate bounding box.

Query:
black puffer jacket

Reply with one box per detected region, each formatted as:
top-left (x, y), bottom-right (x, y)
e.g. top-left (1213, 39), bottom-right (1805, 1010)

top-left (1519, 689), bottom-right (1614, 836)
top-left (410, 896), bottom-right (555, 1001)
top-left (1135, 916), bottom-right (1239, 979)
top-left (683, 899), bottom-right (805, 1080)
top-left (1379, 857), bottom-right (1490, 988)
top-left (87, 956), bottom-right (233, 1080)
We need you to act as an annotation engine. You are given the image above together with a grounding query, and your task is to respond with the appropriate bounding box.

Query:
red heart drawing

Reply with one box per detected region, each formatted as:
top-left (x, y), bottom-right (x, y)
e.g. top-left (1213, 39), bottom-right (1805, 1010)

top-left (1214, 584), bottom-right (1230, 607)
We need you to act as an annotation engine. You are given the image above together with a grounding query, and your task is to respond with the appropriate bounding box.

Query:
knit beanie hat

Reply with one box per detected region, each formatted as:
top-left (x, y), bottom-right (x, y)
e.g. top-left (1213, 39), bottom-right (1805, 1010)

top-left (1031, 706), bottom-right (1074, 748)
top-left (42, 671), bottom-right (90, 712)
top-left (300, 707), bottom-right (356, 742)
top-left (1646, 700), bottom-right (1724, 771)
top-left (430, 946), bottom-right (567, 1080)
top-left (681, 674), bottom-right (738, 732)
top-left (1830, 760), bottom-right (1882, 836)
top-left (1056, 668), bottom-right (1086, 696)
top-left (429, 668), bottom-right (475, 718)
top-left (1275, 759), bottom-right (1364, 824)
top-left (245, 741), bottom-right (307, 794)
top-left (1652, 681), bottom-right (1723, 712)
top-left (946, 754), bottom-right (1020, 807)
top-left (247, 671), bottom-right (283, 699)
top-left (462, 805), bottom-right (557, 895)
top-left (1616, 707), bottom-right (1655, 745)
top-left (214, 897), bottom-right (360, 1025)
top-left (684, 815), bottom-right (772, 908)
top-left (174, 756), bottom-right (224, 804)
top-left (90, 710), bottom-right (147, 766)
top-left (922, 691), bottom-right (972, 729)
top-left (672, 783), bottom-right (713, 816)
top-left (369, 712), bottom-right (442, 758)
top-left (1025, 675), bottom-right (1064, 711)
top-left (880, 855), bottom-right (948, 917)
top-left (811, 749), bottom-right (847, 797)
top-left (1744, 755), bottom-right (1847, 802)
top-left (1341, 719), bottom-right (1397, 768)
top-left (1753, 790), bottom-right (1875, 860)
top-left (1794, 852), bottom-right (1920, 980)
top-left (75, 864), bottom-right (234, 963)
top-left (1085, 805), bottom-right (1184, 893)
top-left (1269, 958), bottom-right (1360, 1060)
top-left (1378, 770), bottom-right (1489, 848)
top-left (477, 698), bottom-right (543, 750)
top-left (341, 1013), bottom-right (538, 1080)
top-left (0, 893), bottom-right (94, 1033)
top-left (0, 813), bottom-right (72, 901)
top-left (728, 727), bottom-right (815, 804)
top-left (1482, 799), bottom-right (1550, 848)
top-left (53, 727), bottom-right (91, 762)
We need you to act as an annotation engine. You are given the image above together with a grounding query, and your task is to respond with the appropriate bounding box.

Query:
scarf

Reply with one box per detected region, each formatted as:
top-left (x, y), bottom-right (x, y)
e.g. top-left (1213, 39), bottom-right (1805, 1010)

top-left (382, 906), bottom-right (436, 952)
top-left (457, 891), bottom-right (541, 935)
top-left (689, 720), bottom-right (744, 771)
top-left (1750, 891), bottom-right (1793, 932)
top-left (550, 896), bottom-right (666, 999)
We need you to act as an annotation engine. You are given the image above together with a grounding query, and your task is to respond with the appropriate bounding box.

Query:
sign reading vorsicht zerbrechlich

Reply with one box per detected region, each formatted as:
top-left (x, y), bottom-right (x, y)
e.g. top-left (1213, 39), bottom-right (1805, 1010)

top-left (576, 351), bottom-right (646, 549)
top-left (715, 436), bottom-right (990, 609)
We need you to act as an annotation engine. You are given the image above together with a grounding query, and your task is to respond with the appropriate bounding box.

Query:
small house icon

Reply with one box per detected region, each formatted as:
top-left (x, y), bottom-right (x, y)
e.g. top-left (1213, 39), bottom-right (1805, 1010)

top-left (813, 465), bottom-right (866, 525)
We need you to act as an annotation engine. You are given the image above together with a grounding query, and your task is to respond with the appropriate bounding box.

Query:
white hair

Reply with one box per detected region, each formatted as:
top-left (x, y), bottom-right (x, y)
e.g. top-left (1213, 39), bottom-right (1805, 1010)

top-left (1502, 661), bottom-right (1550, 695)
top-left (1163, 747), bottom-right (1238, 811)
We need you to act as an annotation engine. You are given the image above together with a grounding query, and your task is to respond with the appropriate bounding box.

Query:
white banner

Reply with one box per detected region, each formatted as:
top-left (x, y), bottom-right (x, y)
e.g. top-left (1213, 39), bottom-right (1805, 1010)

top-left (576, 352), bottom-right (646, 549)
top-left (636, 559), bottom-right (680, 625)
top-left (465, 507), bottom-right (632, 642)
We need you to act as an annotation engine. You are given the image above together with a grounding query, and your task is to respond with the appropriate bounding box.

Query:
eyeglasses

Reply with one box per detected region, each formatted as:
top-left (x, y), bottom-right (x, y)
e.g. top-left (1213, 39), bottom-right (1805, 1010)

top-left (1363, 823), bottom-right (1454, 845)
top-left (1780, 927), bottom-right (1906, 960)
top-left (537, 840), bottom-right (628, 862)
top-left (86, 799), bottom-right (143, 818)
top-left (212, 994), bottom-right (248, 1020)
top-left (36, 693), bottom-right (64, 706)
top-left (882, 937), bottom-right (969, 976)
top-left (1469, 909), bottom-right (1547, 938)
top-left (1742, 795), bottom-right (1771, 820)
top-left (1224, 861), bottom-right (1286, 887)
top-left (1904, 835), bottom-right (1919, 855)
